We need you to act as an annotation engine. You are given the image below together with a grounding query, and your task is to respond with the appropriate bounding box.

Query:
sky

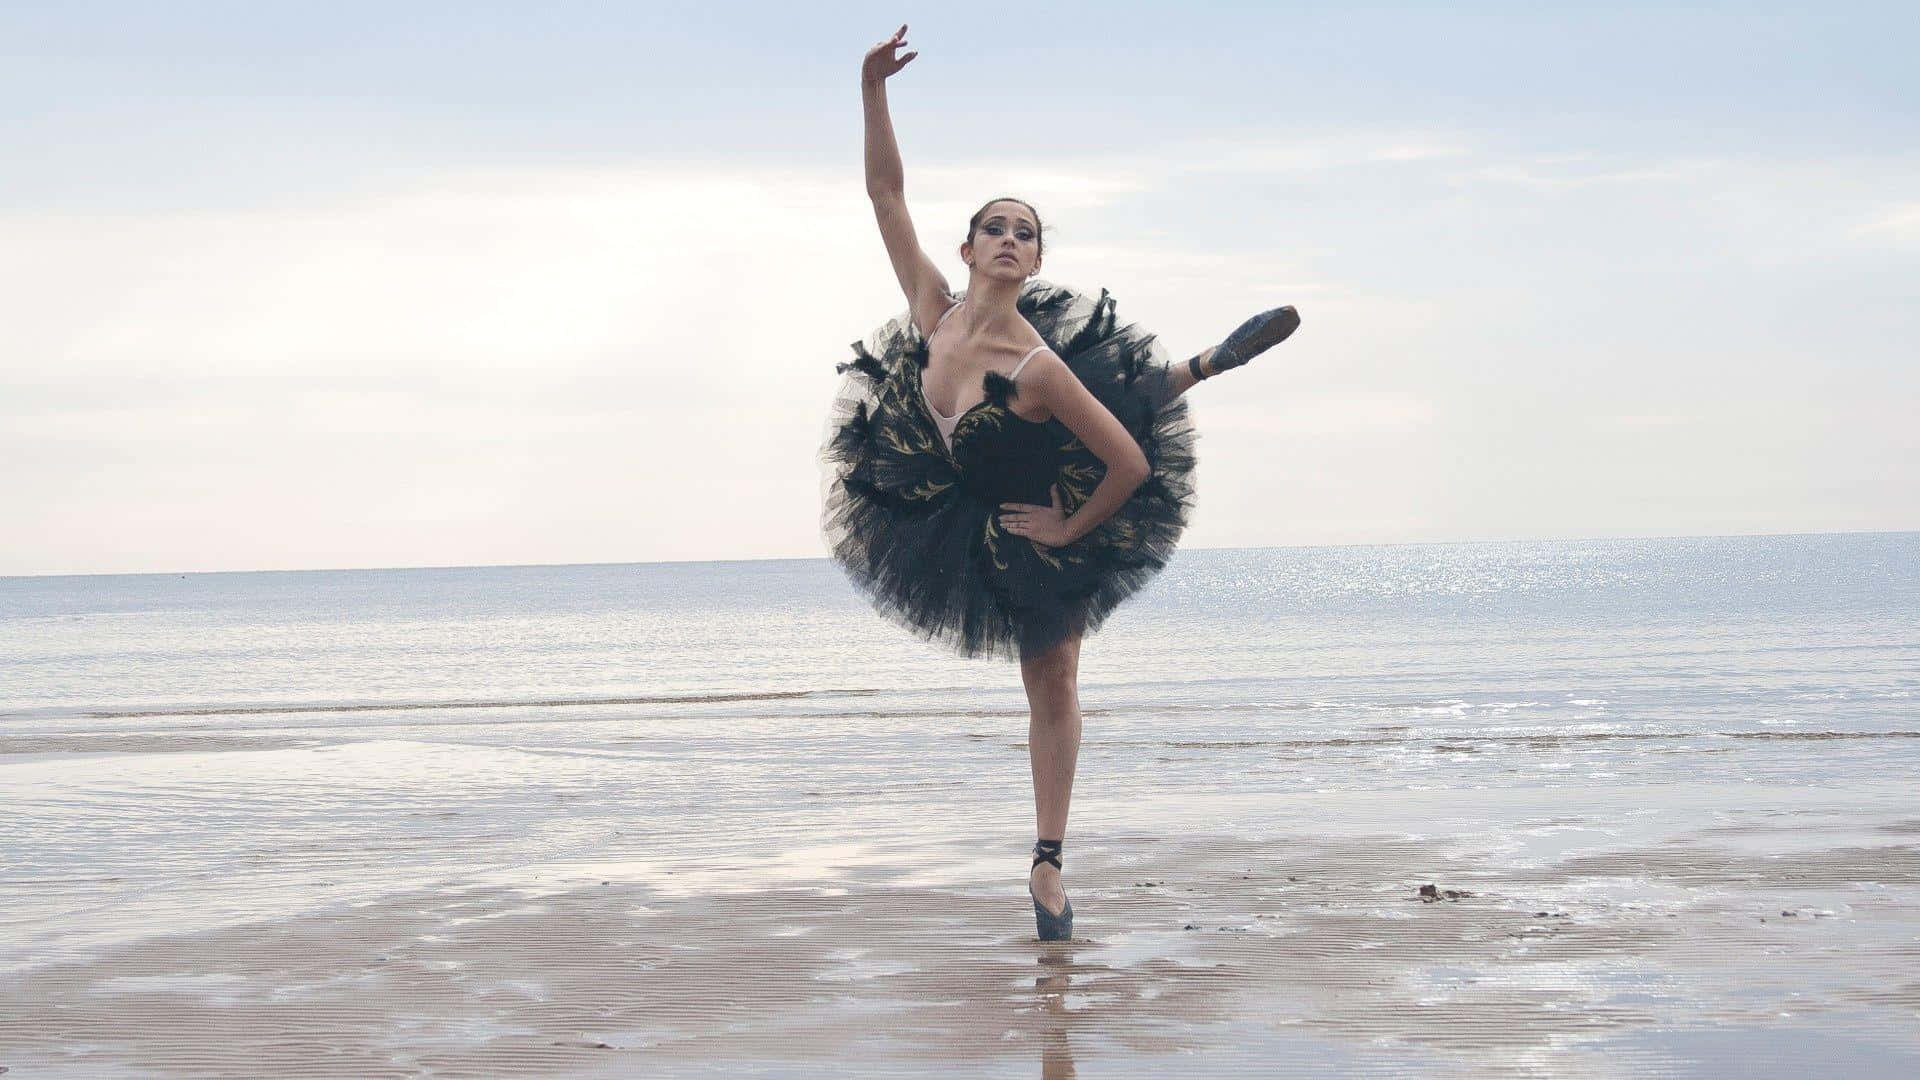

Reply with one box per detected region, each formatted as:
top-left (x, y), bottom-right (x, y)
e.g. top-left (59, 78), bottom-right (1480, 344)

top-left (3, 2), bottom-right (1916, 576)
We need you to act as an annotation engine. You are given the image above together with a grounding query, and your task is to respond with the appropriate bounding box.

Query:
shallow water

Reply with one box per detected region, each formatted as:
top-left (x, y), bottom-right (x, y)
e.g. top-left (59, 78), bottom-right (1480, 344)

top-left (3, 535), bottom-right (1919, 1074)
top-left (4, 534), bottom-right (1918, 968)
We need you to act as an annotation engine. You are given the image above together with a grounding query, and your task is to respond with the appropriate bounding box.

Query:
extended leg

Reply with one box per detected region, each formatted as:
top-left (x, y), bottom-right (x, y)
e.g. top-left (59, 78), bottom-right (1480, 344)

top-left (1153, 347), bottom-right (1210, 405)
top-left (1021, 632), bottom-right (1082, 919)
top-left (1152, 304), bottom-right (1302, 407)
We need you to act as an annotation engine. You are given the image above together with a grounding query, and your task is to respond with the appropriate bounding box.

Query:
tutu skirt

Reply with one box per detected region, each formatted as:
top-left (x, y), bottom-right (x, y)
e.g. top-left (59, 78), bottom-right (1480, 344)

top-left (821, 281), bottom-right (1196, 659)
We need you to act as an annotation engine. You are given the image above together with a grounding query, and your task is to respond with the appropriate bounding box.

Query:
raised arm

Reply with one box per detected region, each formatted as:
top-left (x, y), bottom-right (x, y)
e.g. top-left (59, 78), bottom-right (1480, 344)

top-left (997, 354), bottom-right (1152, 549)
top-left (861, 25), bottom-right (952, 335)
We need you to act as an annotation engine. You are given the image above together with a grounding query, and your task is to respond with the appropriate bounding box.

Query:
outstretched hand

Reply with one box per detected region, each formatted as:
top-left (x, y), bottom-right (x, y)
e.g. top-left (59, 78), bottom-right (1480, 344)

top-left (1000, 486), bottom-right (1073, 549)
top-left (862, 24), bottom-right (917, 83)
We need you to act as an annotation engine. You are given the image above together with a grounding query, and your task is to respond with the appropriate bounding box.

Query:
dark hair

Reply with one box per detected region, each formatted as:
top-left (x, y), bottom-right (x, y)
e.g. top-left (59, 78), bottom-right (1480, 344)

top-left (967, 196), bottom-right (1044, 257)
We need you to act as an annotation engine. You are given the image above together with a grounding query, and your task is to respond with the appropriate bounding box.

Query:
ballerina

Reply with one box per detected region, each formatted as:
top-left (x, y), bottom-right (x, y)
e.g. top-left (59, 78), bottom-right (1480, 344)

top-left (823, 25), bottom-right (1300, 941)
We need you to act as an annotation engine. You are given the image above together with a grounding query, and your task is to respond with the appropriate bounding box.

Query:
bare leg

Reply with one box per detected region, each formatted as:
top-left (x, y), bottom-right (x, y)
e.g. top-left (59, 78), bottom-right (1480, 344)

top-left (1155, 305), bottom-right (1302, 407)
top-left (1022, 632), bottom-right (1082, 917)
top-left (1155, 347), bottom-right (1215, 405)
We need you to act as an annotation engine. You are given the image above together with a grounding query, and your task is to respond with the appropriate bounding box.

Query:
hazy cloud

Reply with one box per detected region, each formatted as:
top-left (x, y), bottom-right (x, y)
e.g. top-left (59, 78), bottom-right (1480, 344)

top-left (4, 134), bottom-right (1916, 573)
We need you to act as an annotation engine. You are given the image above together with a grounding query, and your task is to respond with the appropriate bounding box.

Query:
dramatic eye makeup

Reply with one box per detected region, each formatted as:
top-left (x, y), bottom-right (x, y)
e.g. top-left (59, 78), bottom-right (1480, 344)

top-left (981, 216), bottom-right (1036, 240)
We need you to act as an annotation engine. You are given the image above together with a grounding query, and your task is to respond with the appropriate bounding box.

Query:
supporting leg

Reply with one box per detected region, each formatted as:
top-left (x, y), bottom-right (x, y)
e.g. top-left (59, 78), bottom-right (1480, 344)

top-left (1021, 632), bottom-right (1082, 918)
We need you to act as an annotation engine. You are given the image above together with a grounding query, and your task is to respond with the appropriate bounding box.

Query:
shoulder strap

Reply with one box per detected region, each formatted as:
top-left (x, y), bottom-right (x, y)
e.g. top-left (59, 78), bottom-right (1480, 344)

top-left (1009, 345), bottom-right (1048, 379)
top-left (930, 299), bottom-right (964, 338)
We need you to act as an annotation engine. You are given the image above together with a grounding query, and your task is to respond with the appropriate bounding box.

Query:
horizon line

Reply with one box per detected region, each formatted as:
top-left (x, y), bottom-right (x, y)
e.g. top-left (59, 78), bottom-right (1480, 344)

top-left (4, 527), bottom-right (1915, 583)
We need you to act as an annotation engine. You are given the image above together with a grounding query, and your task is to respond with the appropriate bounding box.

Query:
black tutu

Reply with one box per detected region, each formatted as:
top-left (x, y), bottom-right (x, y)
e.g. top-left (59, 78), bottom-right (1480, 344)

top-left (821, 280), bottom-right (1197, 659)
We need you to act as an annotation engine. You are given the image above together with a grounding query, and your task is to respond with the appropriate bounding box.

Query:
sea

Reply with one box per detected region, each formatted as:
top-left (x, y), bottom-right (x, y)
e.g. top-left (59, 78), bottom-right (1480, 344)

top-left (3, 532), bottom-right (1917, 974)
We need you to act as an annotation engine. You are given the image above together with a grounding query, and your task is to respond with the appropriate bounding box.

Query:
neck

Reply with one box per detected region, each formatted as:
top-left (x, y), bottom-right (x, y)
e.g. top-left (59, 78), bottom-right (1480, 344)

top-left (961, 272), bottom-right (1025, 321)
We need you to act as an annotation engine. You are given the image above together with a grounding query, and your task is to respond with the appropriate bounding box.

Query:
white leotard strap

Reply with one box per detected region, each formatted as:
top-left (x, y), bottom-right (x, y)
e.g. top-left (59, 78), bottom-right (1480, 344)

top-left (932, 302), bottom-right (1043, 377)
top-left (930, 299), bottom-right (964, 338)
top-left (1009, 345), bottom-right (1047, 379)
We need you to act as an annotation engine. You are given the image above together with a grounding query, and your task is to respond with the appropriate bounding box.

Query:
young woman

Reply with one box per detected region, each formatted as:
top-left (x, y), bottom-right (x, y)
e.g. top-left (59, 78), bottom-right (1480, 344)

top-left (823, 25), bottom-right (1299, 941)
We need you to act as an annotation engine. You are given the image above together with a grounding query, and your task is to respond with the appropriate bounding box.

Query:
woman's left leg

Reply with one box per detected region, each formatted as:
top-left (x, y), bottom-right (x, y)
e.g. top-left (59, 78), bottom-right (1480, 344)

top-left (1153, 305), bottom-right (1302, 407)
top-left (1021, 631), bottom-right (1082, 917)
top-left (1155, 348), bottom-right (1209, 405)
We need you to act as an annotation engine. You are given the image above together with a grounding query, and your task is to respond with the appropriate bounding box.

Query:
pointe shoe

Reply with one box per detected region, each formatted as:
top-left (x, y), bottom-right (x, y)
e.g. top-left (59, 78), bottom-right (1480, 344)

top-left (1030, 839), bottom-right (1073, 941)
top-left (1192, 305), bottom-right (1301, 380)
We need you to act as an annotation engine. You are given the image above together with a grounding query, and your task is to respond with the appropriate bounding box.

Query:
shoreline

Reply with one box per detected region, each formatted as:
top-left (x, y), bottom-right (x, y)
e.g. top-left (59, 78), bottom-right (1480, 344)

top-left (5, 822), bottom-right (1916, 1077)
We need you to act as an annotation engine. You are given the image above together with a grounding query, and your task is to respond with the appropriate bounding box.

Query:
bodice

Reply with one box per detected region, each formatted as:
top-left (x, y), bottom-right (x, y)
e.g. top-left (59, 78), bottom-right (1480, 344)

top-left (949, 402), bottom-right (1061, 505)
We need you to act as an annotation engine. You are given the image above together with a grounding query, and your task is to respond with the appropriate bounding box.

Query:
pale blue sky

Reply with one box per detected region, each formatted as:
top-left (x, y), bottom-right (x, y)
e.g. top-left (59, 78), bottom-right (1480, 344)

top-left (7, 3), bottom-right (1914, 201)
top-left (3, 3), bottom-right (1916, 574)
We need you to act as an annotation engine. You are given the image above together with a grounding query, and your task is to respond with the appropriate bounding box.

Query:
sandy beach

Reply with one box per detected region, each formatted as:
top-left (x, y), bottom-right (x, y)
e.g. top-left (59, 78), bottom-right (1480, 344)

top-left (6, 542), bottom-right (1919, 1075)
top-left (5, 785), bottom-right (1917, 1077)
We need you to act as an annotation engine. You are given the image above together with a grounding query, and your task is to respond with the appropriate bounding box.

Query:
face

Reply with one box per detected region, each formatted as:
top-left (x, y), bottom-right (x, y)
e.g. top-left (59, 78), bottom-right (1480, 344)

top-left (962, 201), bottom-right (1041, 281)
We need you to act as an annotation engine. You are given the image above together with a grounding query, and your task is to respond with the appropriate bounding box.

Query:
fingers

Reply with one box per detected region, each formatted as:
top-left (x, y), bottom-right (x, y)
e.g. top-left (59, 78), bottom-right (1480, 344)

top-left (1000, 498), bottom-right (1043, 542)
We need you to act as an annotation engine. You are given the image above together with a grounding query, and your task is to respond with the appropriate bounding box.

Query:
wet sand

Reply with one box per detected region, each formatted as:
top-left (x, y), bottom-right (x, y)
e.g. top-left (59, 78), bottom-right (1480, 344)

top-left (4, 821), bottom-right (1918, 1077)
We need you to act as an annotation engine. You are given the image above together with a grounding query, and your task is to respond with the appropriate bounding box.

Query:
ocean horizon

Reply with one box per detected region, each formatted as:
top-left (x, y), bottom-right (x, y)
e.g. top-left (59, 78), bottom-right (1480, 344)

top-left (10, 526), bottom-right (1913, 581)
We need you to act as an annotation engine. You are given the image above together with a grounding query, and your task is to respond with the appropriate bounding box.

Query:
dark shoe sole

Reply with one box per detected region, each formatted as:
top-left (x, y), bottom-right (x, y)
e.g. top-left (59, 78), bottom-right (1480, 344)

top-left (1212, 305), bottom-right (1301, 371)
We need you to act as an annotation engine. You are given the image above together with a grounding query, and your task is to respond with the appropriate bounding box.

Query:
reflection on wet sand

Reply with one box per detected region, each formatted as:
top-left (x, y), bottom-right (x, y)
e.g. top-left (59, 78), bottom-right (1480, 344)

top-left (1035, 950), bottom-right (1078, 1079)
top-left (2, 823), bottom-right (1917, 1076)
